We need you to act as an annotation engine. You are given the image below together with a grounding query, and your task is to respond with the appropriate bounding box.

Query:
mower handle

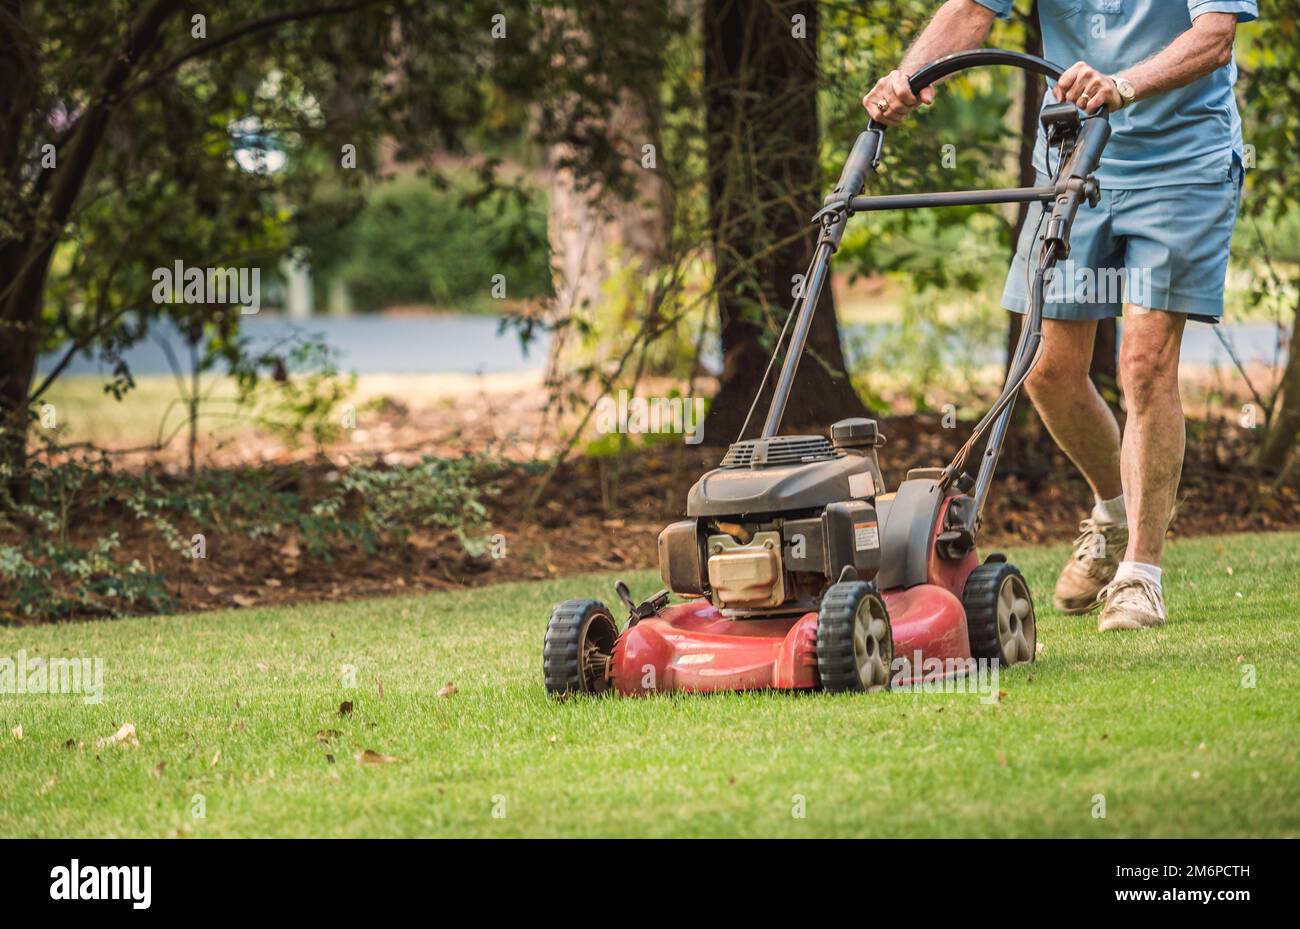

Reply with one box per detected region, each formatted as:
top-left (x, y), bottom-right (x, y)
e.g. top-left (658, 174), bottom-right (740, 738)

top-left (834, 48), bottom-right (1103, 203)
top-left (866, 49), bottom-right (1065, 133)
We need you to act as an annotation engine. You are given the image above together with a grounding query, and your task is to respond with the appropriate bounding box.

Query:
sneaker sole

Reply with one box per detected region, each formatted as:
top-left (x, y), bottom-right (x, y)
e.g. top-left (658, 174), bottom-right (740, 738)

top-left (1098, 615), bottom-right (1165, 632)
top-left (1054, 593), bottom-right (1104, 615)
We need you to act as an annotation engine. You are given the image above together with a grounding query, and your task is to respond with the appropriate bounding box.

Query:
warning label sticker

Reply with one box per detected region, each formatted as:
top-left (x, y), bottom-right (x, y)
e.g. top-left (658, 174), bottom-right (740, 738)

top-left (854, 521), bottom-right (879, 551)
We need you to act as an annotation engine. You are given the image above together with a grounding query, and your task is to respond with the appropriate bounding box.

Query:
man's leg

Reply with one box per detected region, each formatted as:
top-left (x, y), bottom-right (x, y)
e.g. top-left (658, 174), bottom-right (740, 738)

top-left (1024, 318), bottom-right (1123, 500)
top-left (1096, 306), bottom-right (1186, 631)
top-left (1117, 307), bottom-right (1186, 564)
top-left (1024, 317), bottom-right (1129, 614)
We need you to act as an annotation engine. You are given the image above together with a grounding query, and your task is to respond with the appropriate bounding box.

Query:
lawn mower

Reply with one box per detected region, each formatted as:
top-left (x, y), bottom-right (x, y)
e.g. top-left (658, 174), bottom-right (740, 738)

top-left (543, 49), bottom-right (1111, 697)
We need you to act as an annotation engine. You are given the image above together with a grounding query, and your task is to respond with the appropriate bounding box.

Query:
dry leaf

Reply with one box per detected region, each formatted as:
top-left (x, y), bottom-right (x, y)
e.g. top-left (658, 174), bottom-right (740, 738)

top-left (279, 537), bottom-right (302, 559)
top-left (315, 729), bottom-right (342, 743)
top-left (377, 676), bottom-right (385, 701)
top-left (436, 682), bottom-right (457, 698)
top-left (210, 749), bottom-right (221, 768)
top-left (997, 751), bottom-right (1008, 768)
top-left (152, 761), bottom-right (166, 781)
top-left (997, 690), bottom-right (1008, 702)
top-left (40, 775), bottom-right (57, 795)
top-left (255, 661), bottom-right (269, 673)
top-left (355, 749), bottom-right (401, 765)
top-left (10, 724), bottom-right (23, 741)
top-left (233, 594), bottom-right (257, 609)
top-left (100, 722), bottom-right (139, 749)
top-left (325, 753), bottom-right (336, 764)
top-left (339, 701), bottom-right (354, 716)
top-left (264, 578), bottom-right (282, 588)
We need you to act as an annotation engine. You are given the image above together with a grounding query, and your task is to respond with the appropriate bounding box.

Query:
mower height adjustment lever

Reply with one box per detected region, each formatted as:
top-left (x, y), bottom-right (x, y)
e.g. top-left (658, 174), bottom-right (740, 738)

top-left (615, 580), bottom-right (670, 628)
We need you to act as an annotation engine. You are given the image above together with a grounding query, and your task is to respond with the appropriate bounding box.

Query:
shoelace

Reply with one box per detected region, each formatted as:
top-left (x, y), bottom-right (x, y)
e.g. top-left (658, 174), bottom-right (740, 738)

top-left (1098, 576), bottom-right (1166, 620)
top-left (1071, 518), bottom-right (1115, 575)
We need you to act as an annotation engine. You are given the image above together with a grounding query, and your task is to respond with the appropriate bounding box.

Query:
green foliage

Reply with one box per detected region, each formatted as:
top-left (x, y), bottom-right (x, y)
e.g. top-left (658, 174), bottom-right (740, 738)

top-left (231, 334), bottom-right (356, 449)
top-left (331, 172), bottom-right (552, 313)
top-left (340, 456), bottom-right (491, 547)
top-left (0, 451), bottom-right (496, 622)
top-left (0, 454), bottom-right (170, 620)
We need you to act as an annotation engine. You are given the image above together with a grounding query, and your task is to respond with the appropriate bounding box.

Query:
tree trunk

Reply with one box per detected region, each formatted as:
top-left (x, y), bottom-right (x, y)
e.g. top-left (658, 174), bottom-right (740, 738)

top-left (546, 94), bottom-right (673, 325)
top-left (701, 0), bottom-right (867, 446)
top-left (1257, 304), bottom-right (1300, 473)
top-left (0, 0), bottom-right (181, 487)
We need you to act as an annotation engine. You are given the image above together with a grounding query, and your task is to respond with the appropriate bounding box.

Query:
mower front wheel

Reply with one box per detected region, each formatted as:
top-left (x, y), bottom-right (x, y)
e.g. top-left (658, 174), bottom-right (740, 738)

top-left (543, 599), bottom-right (620, 697)
top-left (816, 581), bottom-right (894, 693)
top-left (963, 561), bottom-right (1036, 666)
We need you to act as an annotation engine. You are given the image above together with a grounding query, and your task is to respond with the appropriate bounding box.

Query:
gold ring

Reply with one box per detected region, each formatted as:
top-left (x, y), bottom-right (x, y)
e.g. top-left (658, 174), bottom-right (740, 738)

top-left (875, 98), bottom-right (888, 113)
top-left (1080, 93), bottom-right (1090, 107)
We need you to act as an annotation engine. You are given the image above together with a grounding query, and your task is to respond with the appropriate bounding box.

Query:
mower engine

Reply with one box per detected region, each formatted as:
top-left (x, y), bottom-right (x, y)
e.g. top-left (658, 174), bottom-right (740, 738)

top-left (658, 418), bottom-right (886, 615)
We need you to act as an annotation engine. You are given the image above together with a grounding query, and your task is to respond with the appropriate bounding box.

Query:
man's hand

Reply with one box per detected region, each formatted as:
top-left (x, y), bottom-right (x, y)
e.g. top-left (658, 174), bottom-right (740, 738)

top-left (1054, 60), bottom-right (1123, 114)
top-left (862, 70), bottom-right (937, 127)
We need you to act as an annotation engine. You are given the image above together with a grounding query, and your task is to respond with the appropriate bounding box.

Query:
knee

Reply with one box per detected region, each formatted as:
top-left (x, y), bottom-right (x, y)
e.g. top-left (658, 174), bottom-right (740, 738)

top-left (1119, 346), bottom-right (1177, 406)
top-left (1025, 354), bottom-right (1087, 403)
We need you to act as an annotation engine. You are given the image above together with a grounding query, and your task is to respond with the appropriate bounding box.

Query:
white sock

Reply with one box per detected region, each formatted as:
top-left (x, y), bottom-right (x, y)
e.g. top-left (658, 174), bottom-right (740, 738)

top-left (1092, 493), bottom-right (1127, 526)
top-left (1114, 560), bottom-right (1162, 591)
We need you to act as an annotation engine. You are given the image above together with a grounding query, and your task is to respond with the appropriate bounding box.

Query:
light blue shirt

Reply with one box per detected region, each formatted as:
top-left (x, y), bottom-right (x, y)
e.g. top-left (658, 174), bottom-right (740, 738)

top-left (972, 0), bottom-right (1258, 188)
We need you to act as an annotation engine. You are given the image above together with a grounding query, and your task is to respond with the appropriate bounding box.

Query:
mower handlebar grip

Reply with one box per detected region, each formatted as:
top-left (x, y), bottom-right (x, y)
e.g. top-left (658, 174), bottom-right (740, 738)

top-left (831, 130), bottom-right (883, 199)
top-left (866, 49), bottom-right (1068, 134)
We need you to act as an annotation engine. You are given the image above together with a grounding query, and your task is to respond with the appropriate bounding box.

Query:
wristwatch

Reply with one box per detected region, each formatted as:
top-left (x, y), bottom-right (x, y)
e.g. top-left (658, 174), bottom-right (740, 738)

top-left (1110, 75), bottom-right (1136, 109)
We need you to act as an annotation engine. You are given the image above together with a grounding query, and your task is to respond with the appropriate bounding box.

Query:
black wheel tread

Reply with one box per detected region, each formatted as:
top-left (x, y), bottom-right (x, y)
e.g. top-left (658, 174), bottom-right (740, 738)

top-left (962, 561), bottom-right (1034, 664)
top-left (543, 599), bottom-right (612, 696)
top-left (816, 580), bottom-right (891, 692)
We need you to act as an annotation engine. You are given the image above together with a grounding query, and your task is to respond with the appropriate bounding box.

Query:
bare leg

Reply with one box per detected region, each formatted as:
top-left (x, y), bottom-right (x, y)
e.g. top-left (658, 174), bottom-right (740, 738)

top-left (1116, 307), bottom-right (1186, 565)
top-left (1023, 317), bottom-right (1124, 500)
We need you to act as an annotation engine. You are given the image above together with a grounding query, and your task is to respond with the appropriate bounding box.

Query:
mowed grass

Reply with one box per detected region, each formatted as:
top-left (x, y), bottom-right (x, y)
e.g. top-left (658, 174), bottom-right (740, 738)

top-left (1, 531), bottom-right (1297, 838)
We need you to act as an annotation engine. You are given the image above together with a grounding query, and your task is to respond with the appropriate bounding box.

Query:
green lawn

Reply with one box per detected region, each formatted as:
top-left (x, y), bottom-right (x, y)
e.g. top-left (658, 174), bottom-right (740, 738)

top-left (2, 531), bottom-right (1298, 838)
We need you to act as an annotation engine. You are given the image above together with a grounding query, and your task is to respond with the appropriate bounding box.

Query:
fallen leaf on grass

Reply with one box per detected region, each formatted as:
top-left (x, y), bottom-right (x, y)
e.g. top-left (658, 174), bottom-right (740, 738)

top-left (40, 775), bottom-right (57, 795)
top-left (210, 750), bottom-right (221, 768)
top-left (11, 724), bottom-right (22, 741)
top-left (152, 761), bottom-right (166, 781)
top-left (255, 661), bottom-right (269, 673)
top-left (339, 701), bottom-right (354, 716)
top-left (99, 722), bottom-right (139, 749)
top-left (997, 690), bottom-right (1008, 702)
top-left (315, 729), bottom-right (342, 743)
top-left (437, 682), bottom-right (457, 698)
top-left (355, 749), bottom-right (401, 765)
top-left (997, 751), bottom-right (1007, 768)
top-left (233, 595), bottom-right (257, 609)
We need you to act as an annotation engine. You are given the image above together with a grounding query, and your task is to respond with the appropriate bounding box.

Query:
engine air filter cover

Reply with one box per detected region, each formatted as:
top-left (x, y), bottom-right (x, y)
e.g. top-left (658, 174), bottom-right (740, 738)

top-left (719, 435), bottom-right (837, 470)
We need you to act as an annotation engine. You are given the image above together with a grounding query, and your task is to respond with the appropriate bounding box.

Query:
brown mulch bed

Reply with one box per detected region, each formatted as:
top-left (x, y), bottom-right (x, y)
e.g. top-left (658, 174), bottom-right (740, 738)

top-left (10, 410), bottom-right (1293, 621)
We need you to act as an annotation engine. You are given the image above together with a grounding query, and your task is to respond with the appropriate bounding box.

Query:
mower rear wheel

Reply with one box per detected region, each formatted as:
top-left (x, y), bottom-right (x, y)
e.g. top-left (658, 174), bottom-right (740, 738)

top-left (543, 599), bottom-right (620, 697)
top-left (963, 562), bottom-right (1036, 666)
top-left (816, 581), bottom-right (894, 692)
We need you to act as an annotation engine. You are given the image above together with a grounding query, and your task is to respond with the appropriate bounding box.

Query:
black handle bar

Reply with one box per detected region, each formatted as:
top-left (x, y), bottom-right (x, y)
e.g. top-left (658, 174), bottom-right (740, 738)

top-left (833, 48), bottom-right (1106, 212)
top-left (874, 48), bottom-right (1067, 131)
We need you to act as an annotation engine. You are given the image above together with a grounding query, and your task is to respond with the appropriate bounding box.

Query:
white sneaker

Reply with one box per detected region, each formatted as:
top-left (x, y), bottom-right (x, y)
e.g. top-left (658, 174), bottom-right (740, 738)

top-left (1096, 577), bottom-right (1167, 631)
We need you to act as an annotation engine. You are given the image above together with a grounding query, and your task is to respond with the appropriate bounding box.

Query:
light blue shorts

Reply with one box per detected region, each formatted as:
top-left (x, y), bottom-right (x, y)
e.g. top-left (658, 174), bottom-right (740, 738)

top-left (1001, 161), bottom-right (1244, 324)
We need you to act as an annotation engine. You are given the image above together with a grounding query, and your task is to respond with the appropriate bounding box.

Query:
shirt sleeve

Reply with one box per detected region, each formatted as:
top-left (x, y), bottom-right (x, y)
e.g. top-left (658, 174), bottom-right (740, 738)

top-left (971, 0), bottom-right (1014, 19)
top-left (1187, 0), bottom-right (1258, 22)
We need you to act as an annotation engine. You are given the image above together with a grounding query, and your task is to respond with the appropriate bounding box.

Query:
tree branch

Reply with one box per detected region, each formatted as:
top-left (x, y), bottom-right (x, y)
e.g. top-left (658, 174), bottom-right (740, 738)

top-left (117, 0), bottom-right (383, 105)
